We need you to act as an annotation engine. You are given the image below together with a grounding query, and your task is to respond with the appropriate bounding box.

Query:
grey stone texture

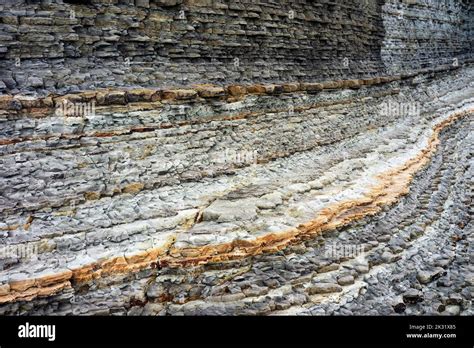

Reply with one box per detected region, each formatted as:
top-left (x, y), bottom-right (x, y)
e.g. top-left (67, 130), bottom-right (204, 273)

top-left (0, 0), bottom-right (473, 315)
top-left (0, 0), bottom-right (472, 94)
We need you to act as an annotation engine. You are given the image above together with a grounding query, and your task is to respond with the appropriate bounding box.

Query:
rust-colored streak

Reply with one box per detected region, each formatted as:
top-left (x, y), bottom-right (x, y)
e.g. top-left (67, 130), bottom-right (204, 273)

top-left (1, 89), bottom-right (399, 148)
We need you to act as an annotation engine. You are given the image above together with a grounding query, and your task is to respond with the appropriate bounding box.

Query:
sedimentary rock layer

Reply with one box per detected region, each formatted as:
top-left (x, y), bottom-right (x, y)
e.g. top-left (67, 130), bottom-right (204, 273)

top-left (0, 63), bottom-right (472, 314)
top-left (0, 0), bottom-right (473, 316)
top-left (0, 0), bottom-right (472, 93)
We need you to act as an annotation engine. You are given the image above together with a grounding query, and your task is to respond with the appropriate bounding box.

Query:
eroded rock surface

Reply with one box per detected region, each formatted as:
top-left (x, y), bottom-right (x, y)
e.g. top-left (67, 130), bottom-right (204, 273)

top-left (0, 0), bottom-right (472, 315)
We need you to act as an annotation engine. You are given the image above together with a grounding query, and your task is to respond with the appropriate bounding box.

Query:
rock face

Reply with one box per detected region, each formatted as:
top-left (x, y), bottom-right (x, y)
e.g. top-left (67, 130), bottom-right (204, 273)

top-left (0, 0), bottom-right (472, 93)
top-left (0, 0), bottom-right (473, 316)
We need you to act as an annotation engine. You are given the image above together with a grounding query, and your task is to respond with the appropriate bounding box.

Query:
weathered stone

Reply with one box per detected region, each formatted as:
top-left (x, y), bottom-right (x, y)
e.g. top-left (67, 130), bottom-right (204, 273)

top-left (403, 289), bottom-right (424, 304)
top-left (0, 284), bottom-right (10, 296)
top-left (301, 82), bottom-right (323, 92)
top-left (308, 283), bottom-right (343, 294)
top-left (281, 83), bottom-right (300, 93)
top-left (126, 89), bottom-right (158, 103)
top-left (227, 85), bottom-right (247, 97)
top-left (337, 275), bottom-right (355, 286)
top-left (195, 85), bottom-right (225, 98)
top-left (246, 85), bottom-right (266, 94)
top-left (446, 293), bottom-right (463, 305)
top-left (417, 268), bottom-right (445, 284)
top-left (155, 0), bottom-right (183, 6)
top-left (161, 89), bottom-right (198, 100)
top-left (443, 305), bottom-right (460, 316)
top-left (0, 0), bottom-right (471, 318)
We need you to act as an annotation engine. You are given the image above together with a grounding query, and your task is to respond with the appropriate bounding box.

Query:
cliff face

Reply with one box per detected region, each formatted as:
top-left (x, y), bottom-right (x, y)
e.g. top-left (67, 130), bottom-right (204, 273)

top-left (0, 0), bottom-right (472, 93)
top-left (0, 0), bottom-right (473, 316)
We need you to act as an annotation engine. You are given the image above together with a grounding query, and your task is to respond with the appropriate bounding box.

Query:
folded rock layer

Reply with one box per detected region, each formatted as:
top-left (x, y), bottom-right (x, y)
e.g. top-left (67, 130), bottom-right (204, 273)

top-left (0, 0), bottom-right (473, 315)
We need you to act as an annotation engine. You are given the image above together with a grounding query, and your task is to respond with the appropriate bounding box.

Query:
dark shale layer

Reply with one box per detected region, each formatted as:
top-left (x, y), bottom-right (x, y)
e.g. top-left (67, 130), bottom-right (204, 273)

top-left (0, 0), bottom-right (472, 315)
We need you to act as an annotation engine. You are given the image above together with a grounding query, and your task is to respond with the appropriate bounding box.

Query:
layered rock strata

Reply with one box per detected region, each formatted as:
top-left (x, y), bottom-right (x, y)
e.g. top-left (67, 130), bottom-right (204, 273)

top-left (0, 0), bottom-right (473, 315)
top-left (0, 0), bottom-right (472, 93)
top-left (0, 64), bottom-right (472, 315)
